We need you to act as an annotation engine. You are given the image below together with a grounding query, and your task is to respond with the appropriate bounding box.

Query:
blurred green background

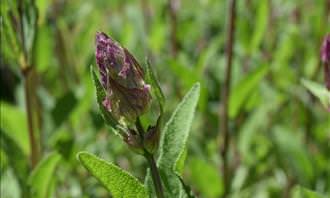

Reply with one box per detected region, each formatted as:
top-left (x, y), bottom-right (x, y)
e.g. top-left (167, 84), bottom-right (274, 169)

top-left (1, 0), bottom-right (330, 197)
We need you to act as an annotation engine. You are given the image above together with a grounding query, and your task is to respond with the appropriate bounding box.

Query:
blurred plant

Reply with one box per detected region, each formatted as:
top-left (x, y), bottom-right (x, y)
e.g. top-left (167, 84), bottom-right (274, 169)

top-left (1, 0), bottom-right (41, 168)
top-left (1, 1), bottom-right (64, 198)
top-left (78, 32), bottom-right (200, 198)
top-left (1, 1), bottom-right (329, 198)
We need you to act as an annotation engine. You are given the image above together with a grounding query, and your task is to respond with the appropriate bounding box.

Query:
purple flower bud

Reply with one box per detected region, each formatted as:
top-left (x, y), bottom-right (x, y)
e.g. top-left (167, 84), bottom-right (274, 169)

top-left (95, 32), bottom-right (151, 122)
top-left (321, 34), bottom-right (330, 64)
top-left (321, 34), bottom-right (330, 90)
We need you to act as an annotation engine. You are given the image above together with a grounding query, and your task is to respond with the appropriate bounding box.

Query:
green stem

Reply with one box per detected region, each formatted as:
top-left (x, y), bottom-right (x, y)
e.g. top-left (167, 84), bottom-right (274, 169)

top-left (135, 118), bottom-right (164, 198)
top-left (18, 0), bottom-right (40, 169)
top-left (23, 67), bottom-right (39, 168)
top-left (144, 152), bottom-right (164, 198)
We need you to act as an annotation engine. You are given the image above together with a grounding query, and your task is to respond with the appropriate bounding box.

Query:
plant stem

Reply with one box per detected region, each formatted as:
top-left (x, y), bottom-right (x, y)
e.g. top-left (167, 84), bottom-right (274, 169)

top-left (135, 118), bottom-right (164, 198)
top-left (18, 0), bottom-right (41, 169)
top-left (144, 152), bottom-right (164, 198)
top-left (22, 67), bottom-right (39, 168)
top-left (220, 0), bottom-right (236, 197)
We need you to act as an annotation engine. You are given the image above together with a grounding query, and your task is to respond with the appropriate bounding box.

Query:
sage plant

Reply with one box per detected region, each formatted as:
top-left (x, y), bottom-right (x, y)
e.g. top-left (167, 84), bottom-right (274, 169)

top-left (321, 34), bottom-right (330, 90)
top-left (77, 32), bottom-right (200, 198)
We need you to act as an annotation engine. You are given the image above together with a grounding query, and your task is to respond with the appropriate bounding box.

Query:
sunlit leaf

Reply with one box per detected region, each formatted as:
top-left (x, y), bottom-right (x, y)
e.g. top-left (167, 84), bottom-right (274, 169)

top-left (158, 82), bottom-right (200, 169)
top-left (146, 83), bottom-right (200, 197)
top-left (78, 152), bottom-right (147, 198)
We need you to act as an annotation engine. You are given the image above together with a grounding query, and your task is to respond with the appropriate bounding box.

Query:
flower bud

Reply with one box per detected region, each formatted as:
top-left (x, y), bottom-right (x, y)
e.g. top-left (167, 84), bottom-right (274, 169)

top-left (143, 116), bottom-right (162, 154)
top-left (321, 34), bottom-right (330, 90)
top-left (321, 34), bottom-right (330, 64)
top-left (123, 129), bottom-right (144, 154)
top-left (95, 32), bottom-right (151, 122)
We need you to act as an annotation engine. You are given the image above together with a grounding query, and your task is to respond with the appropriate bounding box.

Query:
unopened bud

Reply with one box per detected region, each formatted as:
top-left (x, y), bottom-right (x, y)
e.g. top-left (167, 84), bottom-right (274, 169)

top-left (95, 32), bottom-right (151, 122)
top-left (321, 34), bottom-right (330, 90)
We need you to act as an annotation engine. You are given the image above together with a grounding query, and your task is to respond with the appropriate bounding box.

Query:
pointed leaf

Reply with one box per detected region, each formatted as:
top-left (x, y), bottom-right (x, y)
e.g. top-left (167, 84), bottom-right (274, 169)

top-left (301, 79), bottom-right (330, 110)
top-left (28, 152), bottom-right (61, 198)
top-left (145, 83), bottom-right (200, 197)
top-left (77, 152), bottom-right (147, 198)
top-left (145, 59), bottom-right (165, 112)
top-left (158, 82), bottom-right (200, 169)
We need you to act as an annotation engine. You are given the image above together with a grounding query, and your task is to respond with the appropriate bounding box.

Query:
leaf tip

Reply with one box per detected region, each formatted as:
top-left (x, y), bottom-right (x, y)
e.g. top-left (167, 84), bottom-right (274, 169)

top-left (192, 82), bottom-right (201, 94)
top-left (76, 151), bottom-right (89, 163)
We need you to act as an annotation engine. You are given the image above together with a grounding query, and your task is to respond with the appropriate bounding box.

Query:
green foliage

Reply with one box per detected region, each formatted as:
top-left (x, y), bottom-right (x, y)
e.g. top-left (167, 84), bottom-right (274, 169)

top-left (146, 83), bottom-right (200, 197)
top-left (77, 152), bottom-right (147, 198)
top-left (157, 83), bottom-right (200, 169)
top-left (1, 0), bottom-right (330, 197)
top-left (302, 79), bottom-right (330, 110)
top-left (249, 0), bottom-right (269, 54)
top-left (0, 130), bottom-right (29, 195)
top-left (189, 157), bottom-right (223, 198)
top-left (229, 65), bottom-right (268, 118)
top-left (272, 126), bottom-right (314, 184)
top-left (1, 102), bottom-right (30, 155)
top-left (51, 91), bottom-right (77, 127)
top-left (293, 186), bottom-right (326, 198)
top-left (28, 152), bottom-right (61, 198)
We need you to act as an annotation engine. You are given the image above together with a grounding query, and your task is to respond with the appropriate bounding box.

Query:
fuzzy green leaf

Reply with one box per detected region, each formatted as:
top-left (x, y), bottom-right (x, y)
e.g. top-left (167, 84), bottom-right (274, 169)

top-left (301, 79), bottom-right (330, 110)
top-left (28, 152), bottom-right (61, 198)
top-left (77, 152), bottom-right (147, 198)
top-left (158, 82), bottom-right (200, 169)
top-left (145, 83), bottom-right (200, 197)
